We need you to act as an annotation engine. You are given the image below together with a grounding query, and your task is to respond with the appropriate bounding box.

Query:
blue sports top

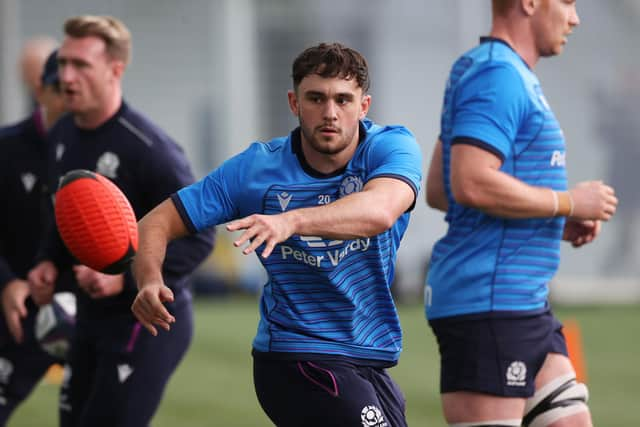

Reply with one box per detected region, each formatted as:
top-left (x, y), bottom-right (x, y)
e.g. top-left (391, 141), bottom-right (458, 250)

top-left (426, 38), bottom-right (567, 320)
top-left (175, 119), bottom-right (422, 363)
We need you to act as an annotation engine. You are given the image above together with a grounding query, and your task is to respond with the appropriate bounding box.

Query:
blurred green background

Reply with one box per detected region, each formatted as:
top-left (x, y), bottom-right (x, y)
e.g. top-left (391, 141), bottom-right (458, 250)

top-left (10, 298), bottom-right (639, 426)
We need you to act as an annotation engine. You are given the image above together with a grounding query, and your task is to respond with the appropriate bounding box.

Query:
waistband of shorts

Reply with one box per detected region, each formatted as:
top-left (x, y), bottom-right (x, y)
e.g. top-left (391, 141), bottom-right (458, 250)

top-left (429, 306), bottom-right (551, 325)
top-left (251, 348), bottom-right (396, 369)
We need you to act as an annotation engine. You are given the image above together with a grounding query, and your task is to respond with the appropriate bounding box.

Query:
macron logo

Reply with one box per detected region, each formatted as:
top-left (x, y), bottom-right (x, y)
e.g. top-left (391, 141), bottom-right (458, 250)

top-left (550, 150), bottom-right (566, 167)
top-left (117, 364), bottom-right (133, 383)
top-left (21, 173), bottom-right (36, 193)
top-left (277, 192), bottom-right (292, 211)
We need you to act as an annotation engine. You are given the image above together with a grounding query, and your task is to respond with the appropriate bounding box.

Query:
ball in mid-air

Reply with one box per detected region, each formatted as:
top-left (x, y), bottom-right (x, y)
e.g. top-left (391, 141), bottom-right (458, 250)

top-left (54, 169), bottom-right (138, 274)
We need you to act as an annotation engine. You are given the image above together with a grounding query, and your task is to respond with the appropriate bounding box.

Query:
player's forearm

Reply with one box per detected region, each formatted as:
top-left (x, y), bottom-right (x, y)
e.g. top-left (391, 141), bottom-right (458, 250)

top-left (287, 178), bottom-right (414, 239)
top-left (426, 139), bottom-right (448, 212)
top-left (133, 224), bottom-right (168, 289)
top-left (426, 177), bottom-right (448, 212)
top-left (133, 199), bottom-right (189, 289)
top-left (452, 168), bottom-right (568, 218)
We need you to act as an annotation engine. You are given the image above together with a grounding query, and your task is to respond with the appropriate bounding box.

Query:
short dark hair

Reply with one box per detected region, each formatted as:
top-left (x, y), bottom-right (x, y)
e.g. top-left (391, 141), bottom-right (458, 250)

top-left (41, 49), bottom-right (60, 87)
top-left (291, 42), bottom-right (370, 93)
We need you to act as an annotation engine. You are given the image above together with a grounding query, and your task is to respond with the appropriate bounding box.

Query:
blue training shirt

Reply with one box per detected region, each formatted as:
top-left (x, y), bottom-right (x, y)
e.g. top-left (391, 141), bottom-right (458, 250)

top-left (175, 119), bottom-right (422, 363)
top-left (426, 38), bottom-right (567, 320)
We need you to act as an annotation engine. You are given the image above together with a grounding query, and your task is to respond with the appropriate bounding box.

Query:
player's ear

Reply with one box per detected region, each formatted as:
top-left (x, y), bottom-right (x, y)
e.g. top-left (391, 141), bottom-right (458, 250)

top-left (33, 83), bottom-right (45, 105)
top-left (359, 94), bottom-right (371, 120)
top-left (111, 59), bottom-right (125, 80)
top-left (521, 0), bottom-right (538, 16)
top-left (287, 90), bottom-right (299, 117)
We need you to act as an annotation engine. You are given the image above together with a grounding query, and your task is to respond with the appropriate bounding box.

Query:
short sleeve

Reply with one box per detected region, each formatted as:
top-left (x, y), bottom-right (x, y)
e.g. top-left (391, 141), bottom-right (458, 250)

top-left (366, 126), bottom-right (423, 200)
top-left (452, 63), bottom-right (529, 160)
top-left (175, 151), bottom-right (247, 231)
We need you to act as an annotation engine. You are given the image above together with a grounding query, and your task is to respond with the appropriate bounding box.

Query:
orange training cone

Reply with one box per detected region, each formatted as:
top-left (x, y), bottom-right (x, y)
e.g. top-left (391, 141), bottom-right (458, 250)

top-left (563, 318), bottom-right (587, 384)
top-left (44, 363), bottom-right (64, 385)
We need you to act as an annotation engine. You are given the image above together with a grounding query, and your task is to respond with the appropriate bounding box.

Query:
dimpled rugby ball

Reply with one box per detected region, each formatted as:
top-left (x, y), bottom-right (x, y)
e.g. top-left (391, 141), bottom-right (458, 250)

top-left (55, 169), bottom-right (138, 274)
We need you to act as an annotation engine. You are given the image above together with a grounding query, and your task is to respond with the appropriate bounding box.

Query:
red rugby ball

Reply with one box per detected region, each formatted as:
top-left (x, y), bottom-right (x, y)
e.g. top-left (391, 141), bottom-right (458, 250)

top-left (54, 170), bottom-right (138, 274)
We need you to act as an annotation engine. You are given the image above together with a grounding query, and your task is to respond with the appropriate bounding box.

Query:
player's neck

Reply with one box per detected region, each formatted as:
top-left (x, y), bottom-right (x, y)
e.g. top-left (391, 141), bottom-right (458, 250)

top-left (40, 105), bottom-right (57, 130)
top-left (300, 135), bottom-right (357, 175)
top-left (490, 20), bottom-right (540, 69)
top-left (74, 88), bottom-right (122, 130)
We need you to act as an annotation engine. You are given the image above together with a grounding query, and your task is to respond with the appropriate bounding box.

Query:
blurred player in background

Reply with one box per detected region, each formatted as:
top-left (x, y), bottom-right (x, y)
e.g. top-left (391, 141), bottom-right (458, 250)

top-left (0, 48), bottom-right (66, 425)
top-left (27, 15), bottom-right (214, 427)
top-left (18, 36), bottom-right (59, 109)
top-left (131, 42), bottom-right (422, 427)
top-left (425, 1), bottom-right (617, 426)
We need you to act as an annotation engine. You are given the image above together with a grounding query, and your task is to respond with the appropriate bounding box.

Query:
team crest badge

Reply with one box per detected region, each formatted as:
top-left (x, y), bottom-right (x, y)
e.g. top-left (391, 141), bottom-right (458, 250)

top-left (339, 175), bottom-right (363, 198)
top-left (96, 152), bottom-right (120, 179)
top-left (506, 360), bottom-right (527, 387)
top-left (361, 405), bottom-right (387, 427)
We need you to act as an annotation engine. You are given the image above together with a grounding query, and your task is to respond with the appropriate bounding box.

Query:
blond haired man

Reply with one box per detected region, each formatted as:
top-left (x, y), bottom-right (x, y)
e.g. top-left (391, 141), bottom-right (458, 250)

top-left (425, 1), bottom-right (617, 426)
top-left (28, 16), bottom-right (214, 427)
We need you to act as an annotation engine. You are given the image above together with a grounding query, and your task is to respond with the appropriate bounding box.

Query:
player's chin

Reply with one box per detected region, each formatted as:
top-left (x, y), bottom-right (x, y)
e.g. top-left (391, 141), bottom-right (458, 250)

top-left (540, 42), bottom-right (565, 57)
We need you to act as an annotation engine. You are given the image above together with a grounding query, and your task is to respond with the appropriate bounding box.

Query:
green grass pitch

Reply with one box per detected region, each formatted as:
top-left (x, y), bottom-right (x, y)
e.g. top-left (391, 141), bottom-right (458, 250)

top-left (9, 298), bottom-right (639, 426)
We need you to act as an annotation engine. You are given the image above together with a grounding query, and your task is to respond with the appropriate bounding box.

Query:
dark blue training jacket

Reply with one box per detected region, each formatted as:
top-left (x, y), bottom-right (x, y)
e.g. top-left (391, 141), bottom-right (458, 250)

top-left (41, 101), bottom-right (214, 318)
top-left (0, 111), bottom-right (52, 289)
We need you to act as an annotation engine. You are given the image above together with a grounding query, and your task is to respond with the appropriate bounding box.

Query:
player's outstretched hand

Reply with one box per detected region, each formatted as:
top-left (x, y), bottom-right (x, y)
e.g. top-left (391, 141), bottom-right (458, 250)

top-left (131, 284), bottom-right (175, 336)
top-left (1, 279), bottom-right (30, 343)
top-left (563, 219), bottom-right (601, 248)
top-left (227, 213), bottom-right (295, 258)
top-left (73, 265), bottom-right (124, 299)
top-left (27, 260), bottom-right (57, 306)
top-left (569, 181), bottom-right (618, 221)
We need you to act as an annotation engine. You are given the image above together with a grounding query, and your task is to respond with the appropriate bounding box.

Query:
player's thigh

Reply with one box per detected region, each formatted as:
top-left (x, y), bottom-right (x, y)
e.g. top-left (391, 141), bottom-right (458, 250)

top-left (522, 353), bottom-right (592, 427)
top-left (254, 358), bottom-right (406, 427)
top-left (441, 391), bottom-right (524, 425)
top-left (535, 353), bottom-right (575, 388)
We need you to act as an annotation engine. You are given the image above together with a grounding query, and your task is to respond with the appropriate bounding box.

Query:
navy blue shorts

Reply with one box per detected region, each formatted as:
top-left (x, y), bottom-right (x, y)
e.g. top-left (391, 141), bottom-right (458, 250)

top-left (253, 353), bottom-right (406, 427)
top-left (0, 300), bottom-right (57, 425)
top-left (59, 296), bottom-right (193, 427)
top-left (429, 310), bottom-right (568, 398)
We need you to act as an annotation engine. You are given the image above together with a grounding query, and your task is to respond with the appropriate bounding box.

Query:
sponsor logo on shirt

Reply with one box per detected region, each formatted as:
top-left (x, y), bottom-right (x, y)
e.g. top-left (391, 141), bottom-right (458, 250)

top-left (550, 150), bottom-right (566, 167)
top-left (279, 238), bottom-right (371, 268)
